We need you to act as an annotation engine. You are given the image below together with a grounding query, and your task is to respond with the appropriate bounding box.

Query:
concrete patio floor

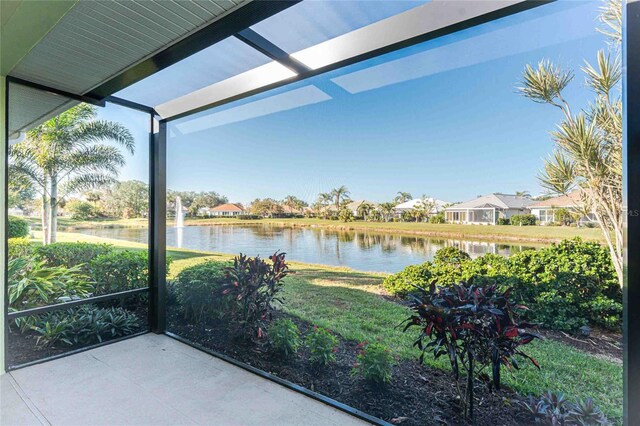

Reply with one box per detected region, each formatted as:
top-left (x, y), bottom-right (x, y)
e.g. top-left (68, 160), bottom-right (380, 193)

top-left (1, 334), bottom-right (369, 426)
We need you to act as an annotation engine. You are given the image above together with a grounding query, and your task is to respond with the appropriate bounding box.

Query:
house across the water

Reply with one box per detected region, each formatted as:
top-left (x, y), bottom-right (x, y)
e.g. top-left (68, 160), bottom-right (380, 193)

top-left (444, 193), bottom-right (535, 225)
top-left (203, 203), bottom-right (245, 217)
top-left (529, 191), bottom-right (597, 226)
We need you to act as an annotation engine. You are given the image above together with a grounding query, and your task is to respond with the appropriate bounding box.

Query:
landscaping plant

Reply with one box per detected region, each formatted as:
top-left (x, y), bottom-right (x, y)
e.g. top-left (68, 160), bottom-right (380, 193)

top-left (8, 258), bottom-right (91, 312)
top-left (268, 318), bottom-right (301, 356)
top-left (522, 391), bottom-right (610, 425)
top-left (403, 281), bottom-right (540, 419)
top-left (510, 214), bottom-right (537, 226)
top-left (352, 341), bottom-right (395, 386)
top-left (172, 260), bottom-right (230, 323)
top-left (8, 215), bottom-right (29, 238)
top-left (32, 305), bottom-right (140, 348)
top-left (8, 237), bottom-right (33, 260)
top-left (37, 242), bottom-right (114, 273)
top-left (306, 326), bottom-right (338, 366)
top-left (222, 251), bottom-right (289, 339)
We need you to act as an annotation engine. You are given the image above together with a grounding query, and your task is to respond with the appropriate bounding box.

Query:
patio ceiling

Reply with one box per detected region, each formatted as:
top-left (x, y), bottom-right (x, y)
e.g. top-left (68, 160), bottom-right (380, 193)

top-left (3, 0), bottom-right (546, 136)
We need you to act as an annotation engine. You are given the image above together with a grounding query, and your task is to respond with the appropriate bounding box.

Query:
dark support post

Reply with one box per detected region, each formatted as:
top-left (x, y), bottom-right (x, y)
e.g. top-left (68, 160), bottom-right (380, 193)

top-left (149, 118), bottom-right (166, 333)
top-left (625, 1), bottom-right (639, 424)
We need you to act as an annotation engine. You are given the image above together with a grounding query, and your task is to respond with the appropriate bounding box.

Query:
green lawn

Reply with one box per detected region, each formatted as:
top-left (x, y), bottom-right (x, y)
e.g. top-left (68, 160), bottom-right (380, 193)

top-left (34, 231), bottom-right (622, 422)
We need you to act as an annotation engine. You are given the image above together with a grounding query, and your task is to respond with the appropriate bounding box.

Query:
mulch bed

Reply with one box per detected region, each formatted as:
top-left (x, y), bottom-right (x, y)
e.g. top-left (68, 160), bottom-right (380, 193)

top-left (167, 307), bottom-right (534, 426)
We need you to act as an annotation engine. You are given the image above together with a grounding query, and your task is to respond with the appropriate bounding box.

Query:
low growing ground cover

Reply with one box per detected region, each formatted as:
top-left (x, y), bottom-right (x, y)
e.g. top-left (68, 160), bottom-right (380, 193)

top-left (19, 232), bottom-right (622, 423)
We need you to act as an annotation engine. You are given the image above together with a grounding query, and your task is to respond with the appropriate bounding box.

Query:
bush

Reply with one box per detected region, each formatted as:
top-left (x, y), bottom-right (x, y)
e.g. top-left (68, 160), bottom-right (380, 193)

top-left (8, 258), bottom-right (91, 312)
top-left (306, 327), bottom-right (338, 366)
top-left (37, 242), bottom-right (114, 273)
top-left (429, 213), bottom-right (445, 224)
top-left (382, 263), bottom-right (431, 297)
top-left (339, 208), bottom-right (354, 222)
top-left (497, 217), bottom-right (510, 225)
top-left (8, 237), bottom-right (33, 260)
top-left (172, 260), bottom-right (230, 323)
top-left (510, 214), bottom-right (537, 226)
top-left (31, 305), bottom-right (140, 348)
top-left (403, 282), bottom-right (540, 419)
top-left (433, 246), bottom-right (471, 264)
top-left (268, 318), bottom-right (301, 356)
top-left (509, 238), bottom-right (621, 331)
top-left (522, 392), bottom-right (609, 425)
top-left (8, 216), bottom-right (29, 238)
top-left (387, 239), bottom-right (621, 332)
top-left (89, 250), bottom-right (150, 295)
top-left (238, 215), bottom-right (262, 220)
top-left (66, 200), bottom-right (99, 220)
top-left (222, 252), bottom-right (289, 338)
top-left (352, 341), bottom-right (395, 386)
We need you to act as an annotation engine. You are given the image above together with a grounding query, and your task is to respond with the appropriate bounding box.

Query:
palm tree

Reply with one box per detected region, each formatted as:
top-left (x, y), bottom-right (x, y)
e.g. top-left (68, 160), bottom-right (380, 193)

top-left (518, 0), bottom-right (623, 286)
top-left (10, 104), bottom-right (134, 243)
top-left (330, 186), bottom-right (351, 210)
top-left (356, 202), bottom-right (374, 221)
top-left (515, 190), bottom-right (531, 198)
top-left (394, 191), bottom-right (413, 204)
top-left (380, 202), bottom-right (396, 222)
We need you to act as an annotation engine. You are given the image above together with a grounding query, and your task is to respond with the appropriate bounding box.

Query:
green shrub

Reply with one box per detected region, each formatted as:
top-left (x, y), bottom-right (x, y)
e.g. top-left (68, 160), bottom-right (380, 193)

top-left (382, 263), bottom-right (431, 297)
top-left (8, 216), bottom-right (29, 238)
top-left (306, 327), bottom-right (338, 366)
top-left (37, 242), bottom-right (114, 273)
top-left (509, 238), bottom-right (621, 330)
top-left (497, 217), bottom-right (510, 225)
top-left (386, 239), bottom-right (621, 332)
top-left (8, 258), bottom-right (91, 312)
top-left (89, 250), bottom-right (149, 295)
top-left (510, 214), bottom-right (537, 226)
top-left (433, 246), bottom-right (471, 264)
top-left (31, 305), bottom-right (140, 348)
top-left (268, 318), bottom-right (301, 356)
top-left (172, 260), bottom-right (230, 323)
top-left (339, 208), bottom-right (354, 222)
top-left (66, 200), bottom-right (99, 220)
top-left (8, 237), bottom-right (33, 260)
top-left (429, 213), bottom-right (445, 224)
top-left (352, 341), bottom-right (395, 386)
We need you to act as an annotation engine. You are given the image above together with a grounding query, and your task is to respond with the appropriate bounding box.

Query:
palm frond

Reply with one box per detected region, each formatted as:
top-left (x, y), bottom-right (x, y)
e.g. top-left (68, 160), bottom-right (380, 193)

top-left (69, 120), bottom-right (135, 154)
top-left (517, 60), bottom-right (573, 106)
top-left (538, 151), bottom-right (576, 195)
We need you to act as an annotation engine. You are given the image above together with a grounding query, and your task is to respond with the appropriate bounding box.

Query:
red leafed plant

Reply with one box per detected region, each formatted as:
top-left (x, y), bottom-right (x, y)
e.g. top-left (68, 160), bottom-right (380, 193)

top-left (403, 281), bottom-right (541, 420)
top-left (222, 251), bottom-right (289, 339)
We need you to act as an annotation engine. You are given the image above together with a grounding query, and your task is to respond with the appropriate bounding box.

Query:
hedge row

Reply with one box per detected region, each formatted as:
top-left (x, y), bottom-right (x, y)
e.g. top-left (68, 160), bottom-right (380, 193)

top-left (383, 240), bottom-right (621, 331)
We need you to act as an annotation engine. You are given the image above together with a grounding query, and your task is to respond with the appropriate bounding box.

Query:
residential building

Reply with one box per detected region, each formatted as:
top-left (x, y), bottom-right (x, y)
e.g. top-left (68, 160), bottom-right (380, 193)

top-left (529, 191), bottom-right (597, 225)
top-left (206, 203), bottom-right (245, 217)
top-left (444, 193), bottom-right (535, 225)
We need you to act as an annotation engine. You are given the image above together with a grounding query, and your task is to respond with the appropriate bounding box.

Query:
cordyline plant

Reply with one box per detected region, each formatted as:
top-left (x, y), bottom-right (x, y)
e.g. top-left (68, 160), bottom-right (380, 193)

top-left (517, 0), bottom-right (623, 286)
top-left (222, 252), bottom-right (289, 339)
top-left (403, 281), bottom-right (541, 420)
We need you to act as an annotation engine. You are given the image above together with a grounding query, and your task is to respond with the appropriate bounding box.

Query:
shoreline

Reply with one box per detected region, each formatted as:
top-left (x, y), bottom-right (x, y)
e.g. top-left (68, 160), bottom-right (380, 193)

top-left (39, 217), bottom-right (604, 245)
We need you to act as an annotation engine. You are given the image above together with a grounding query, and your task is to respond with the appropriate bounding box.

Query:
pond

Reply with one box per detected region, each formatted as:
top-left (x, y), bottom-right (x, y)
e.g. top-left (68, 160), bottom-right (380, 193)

top-left (76, 224), bottom-right (539, 273)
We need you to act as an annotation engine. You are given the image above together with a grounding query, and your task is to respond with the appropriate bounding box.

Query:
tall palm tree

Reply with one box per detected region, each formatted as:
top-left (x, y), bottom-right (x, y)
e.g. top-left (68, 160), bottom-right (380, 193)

top-left (356, 201), bottom-right (374, 221)
top-left (380, 202), bottom-right (396, 222)
top-left (330, 186), bottom-right (351, 210)
top-left (10, 104), bottom-right (134, 243)
top-left (394, 191), bottom-right (413, 204)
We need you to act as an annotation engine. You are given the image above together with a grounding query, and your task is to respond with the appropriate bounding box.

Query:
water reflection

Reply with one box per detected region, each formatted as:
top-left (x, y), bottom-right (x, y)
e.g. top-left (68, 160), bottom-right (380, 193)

top-left (77, 224), bottom-right (538, 273)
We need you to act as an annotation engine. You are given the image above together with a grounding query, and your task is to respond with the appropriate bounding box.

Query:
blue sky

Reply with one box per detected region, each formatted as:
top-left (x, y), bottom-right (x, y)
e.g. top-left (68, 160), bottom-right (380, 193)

top-left (99, 0), bottom-right (608, 206)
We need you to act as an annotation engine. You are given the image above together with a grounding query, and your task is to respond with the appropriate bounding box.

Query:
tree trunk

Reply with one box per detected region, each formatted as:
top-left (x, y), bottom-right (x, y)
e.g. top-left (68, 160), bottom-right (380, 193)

top-left (49, 176), bottom-right (58, 243)
top-left (41, 192), bottom-right (49, 245)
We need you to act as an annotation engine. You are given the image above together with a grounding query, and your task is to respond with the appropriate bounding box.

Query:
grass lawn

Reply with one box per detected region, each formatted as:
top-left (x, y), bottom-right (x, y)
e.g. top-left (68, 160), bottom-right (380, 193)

top-left (33, 231), bottom-right (623, 421)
